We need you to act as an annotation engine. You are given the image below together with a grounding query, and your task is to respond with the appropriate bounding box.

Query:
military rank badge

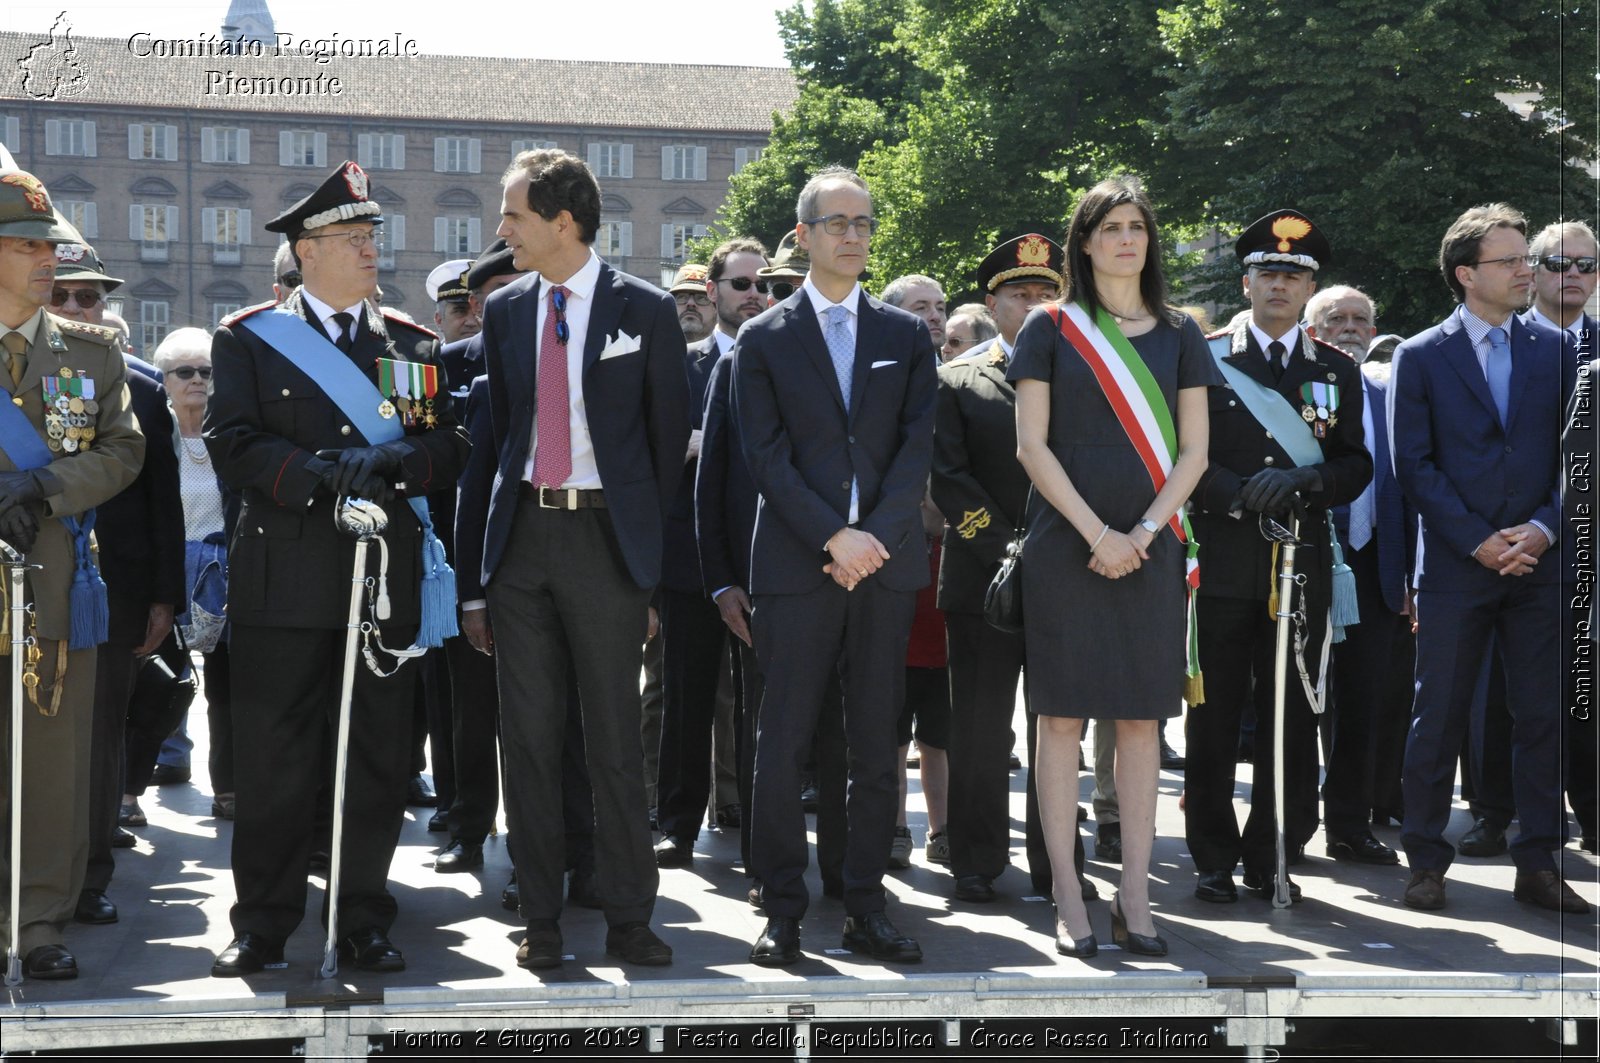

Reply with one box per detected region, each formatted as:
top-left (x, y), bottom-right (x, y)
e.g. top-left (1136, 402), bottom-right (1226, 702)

top-left (1299, 381), bottom-right (1340, 439)
top-left (957, 508), bottom-right (991, 540)
top-left (377, 358), bottom-right (440, 428)
top-left (42, 369), bottom-right (97, 453)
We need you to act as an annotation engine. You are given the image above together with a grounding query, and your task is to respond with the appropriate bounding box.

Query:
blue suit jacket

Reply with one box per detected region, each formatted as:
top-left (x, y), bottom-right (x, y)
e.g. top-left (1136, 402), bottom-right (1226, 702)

top-left (1389, 308), bottom-right (1573, 590)
top-left (457, 259), bottom-right (691, 593)
top-left (732, 288), bottom-right (937, 595)
top-left (1332, 370), bottom-right (1414, 613)
top-left (660, 333), bottom-right (720, 594)
top-left (695, 349), bottom-right (759, 596)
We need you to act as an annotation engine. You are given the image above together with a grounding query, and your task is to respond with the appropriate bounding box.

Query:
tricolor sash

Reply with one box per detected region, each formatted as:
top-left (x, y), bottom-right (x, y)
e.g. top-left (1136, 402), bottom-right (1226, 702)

top-left (1049, 303), bottom-right (1204, 704)
top-left (0, 384), bottom-right (108, 650)
top-left (238, 307), bottom-right (457, 649)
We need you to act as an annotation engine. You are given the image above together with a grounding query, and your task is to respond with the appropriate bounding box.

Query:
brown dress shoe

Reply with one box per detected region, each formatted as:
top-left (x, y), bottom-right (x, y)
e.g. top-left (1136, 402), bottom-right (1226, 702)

top-left (1403, 869), bottom-right (1446, 910)
top-left (1513, 870), bottom-right (1590, 913)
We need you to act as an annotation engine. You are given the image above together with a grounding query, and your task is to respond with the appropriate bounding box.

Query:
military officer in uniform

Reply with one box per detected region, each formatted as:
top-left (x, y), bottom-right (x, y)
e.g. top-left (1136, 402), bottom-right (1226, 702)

top-left (931, 234), bottom-right (1097, 905)
top-left (1186, 211), bottom-right (1371, 904)
top-left (0, 169), bottom-right (144, 979)
top-left (204, 162), bottom-right (468, 976)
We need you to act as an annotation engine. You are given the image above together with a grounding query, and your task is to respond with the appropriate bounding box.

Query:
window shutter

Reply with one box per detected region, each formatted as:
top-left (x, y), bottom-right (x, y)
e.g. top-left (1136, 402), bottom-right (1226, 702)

top-left (586, 143), bottom-right (600, 169)
top-left (128, 204), bottom-right (141, 240)
top-left (84, 121), bottom-right (96, 157)
top-left (734, 148), bottom-right (748, 172)
top-left (279, 131), bottom-right (293, 166)
top-left (238, 130), bottom-right (250, 165)
top-left (45, 120), bottom-right (59, 155)
top-left (694, 147), bottom-right (707, 181)
top-left (661, 146), bottom-right (673, 180)
top-left (357, 133), bottom-right (372, 168)
top-left (164, 125), bottom-right (178, 160)
top-left (82, 203), bottom-right (97, 239)
top-left (468, 218), bottom-right (482, 252)
top-left (165, 205), bottom-right (178, 240)
top-left (239, 208), bottom-right (252, 244)
top-left (390, 215), bottom-right (405, 251)
top-left (434, 217), bottom-right (447, 253)
top-left (202, 207), bottom-right (216, 242)
top-left (434, 137), bottom-right (447, 172)
top-left (620, 222), bottom-right (633, 257)
top-left (313, 132), bottom-right (327, 166)
top-left (661, 223), bottom-right (675, 258)
top-left (201, 127), bottom-right (216, 163)
top-left (128, 123), bottom-right (144, 159)
top-left (1, 117), bottom-right (17, 152)
top-left (468, 139), bottom-right (481, 174)
top-left (620, 145), bottom-right (633, 178)
top-left (392, 136), bottom-right (404, 170)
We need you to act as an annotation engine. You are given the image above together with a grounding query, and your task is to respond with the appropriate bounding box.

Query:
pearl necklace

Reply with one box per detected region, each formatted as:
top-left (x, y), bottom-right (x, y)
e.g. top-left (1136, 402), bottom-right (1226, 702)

top-left (181, 435), bottom-right (211, 466)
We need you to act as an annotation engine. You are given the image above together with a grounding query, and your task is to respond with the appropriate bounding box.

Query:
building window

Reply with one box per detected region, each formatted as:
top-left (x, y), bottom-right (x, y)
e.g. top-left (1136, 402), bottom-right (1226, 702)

top-left (434, 216), bottom-right (481, 255)
top-left (129, 204), bottom-right (177, 262)
top-left (734, 146), bottom-right (762, 172)
top-left (587, 142), bottom-right (633, 179)
top-left (139, 301), bottom-right (170, 354)
top-left (511, 138), bottom-right (558, 156)
top-left (128, 123), bottom-right (178, 161)
top-left (212, 302), bottom-right (241, 324)
top-left (202, 206), bottom-right (251, 265)
top-left (597, 221), bottom-right (633, 259)
top-left (375, 216), bottom-right (404, 271)
top-left (1, 117), bottom-right (18, 153)
top-left (278, 130), bottom-right (327, 167)
top-left (44, 119), bottom-right (96, 157)
top-left (57, 200), bottom-right (97, 239)
top-left (434, 137), bottom-right (481, 174)
top-left (201, 127), bottom-right (250, 164)
top-left (660, 223), bottom-right (709, 262)
top-left (359, 133), bottom-right (405, 170)
top-left (661, 145), bottom-right (707, 181)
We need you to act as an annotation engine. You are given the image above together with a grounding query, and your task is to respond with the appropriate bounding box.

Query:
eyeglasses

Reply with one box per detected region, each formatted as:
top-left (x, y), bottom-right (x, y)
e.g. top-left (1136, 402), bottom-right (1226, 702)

top-left (1471, 253), bottom-right (1539, 270)
top-left (674, 292), bottom-right (711, 307)
top-left (50, 288), bottom-right (103, 309)
top-left (770, 282), bottom-right (796, 300)
top-left (550, 286), bottom-right (569, 344)
top-left (803, 214), bottom-right (878, 237)
top-left (1540, 254), bottom-right (1598, 275)
top-left (278, 271), bottom-right (302, 288)
top-left (300, 230), bottom-right (377, 249)
top-left (166, 365), bottom-right (212, 381)
top-left (718, 277), bottom-right (770, 294)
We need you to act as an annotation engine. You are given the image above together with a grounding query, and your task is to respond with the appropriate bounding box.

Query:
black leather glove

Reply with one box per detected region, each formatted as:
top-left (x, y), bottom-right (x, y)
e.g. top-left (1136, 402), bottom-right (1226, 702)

top-left (306, 453), bottom-right (392, 504)
top-left (328, 442), bottom-right (410, 499)
top-left (0, 502), bottom-right (40, 553)
top-left (1237, 466), bottom-right (1318, 516)
top-left (0, 469), bottom-right (52, 511)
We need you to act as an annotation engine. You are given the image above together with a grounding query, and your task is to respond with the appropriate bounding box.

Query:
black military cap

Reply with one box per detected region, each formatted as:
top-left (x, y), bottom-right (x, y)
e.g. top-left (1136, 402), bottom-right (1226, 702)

top-left (265, 161), bottom-right (383, 239)
top-left (976, 233), bottom-right (1064, 293)
top-left (54, 242), bottom-right (123, 292)
top-left (466, 238), bottom-right (519, 291)
top-left (1235, 209), bottom-right (1330, 273)
top-left (0, 169), bottom-right (82, 243)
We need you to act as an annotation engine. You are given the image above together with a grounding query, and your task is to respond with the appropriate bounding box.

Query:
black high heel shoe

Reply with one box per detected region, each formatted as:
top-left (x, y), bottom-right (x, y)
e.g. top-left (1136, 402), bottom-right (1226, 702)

top-left (1110, 893), bottom-right (1167, 957)
top-left (1055, 925), bottom-right (1098, 959)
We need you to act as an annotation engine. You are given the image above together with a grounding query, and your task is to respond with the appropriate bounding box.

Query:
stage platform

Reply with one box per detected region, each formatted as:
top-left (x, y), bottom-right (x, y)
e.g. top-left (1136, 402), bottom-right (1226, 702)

top-left (3, 694), bottom-right (1596, 1059)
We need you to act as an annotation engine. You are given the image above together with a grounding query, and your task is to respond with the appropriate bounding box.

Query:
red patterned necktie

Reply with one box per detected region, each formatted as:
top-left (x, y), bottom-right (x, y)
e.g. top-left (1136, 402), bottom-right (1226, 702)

top-left (532, 284), bottom-right (572, 488)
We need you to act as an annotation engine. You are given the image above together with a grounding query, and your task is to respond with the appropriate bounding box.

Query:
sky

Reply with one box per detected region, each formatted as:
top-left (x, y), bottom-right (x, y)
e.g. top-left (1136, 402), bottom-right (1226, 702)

top-left (2, 0), bottom-right (796, 67)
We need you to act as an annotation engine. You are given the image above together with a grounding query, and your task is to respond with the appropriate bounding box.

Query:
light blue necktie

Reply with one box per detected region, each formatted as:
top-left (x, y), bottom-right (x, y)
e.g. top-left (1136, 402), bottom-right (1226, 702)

top-left (1485, 326), bottom-right (1511, 424)
top-left (822, 304), bottom-right (859, 519)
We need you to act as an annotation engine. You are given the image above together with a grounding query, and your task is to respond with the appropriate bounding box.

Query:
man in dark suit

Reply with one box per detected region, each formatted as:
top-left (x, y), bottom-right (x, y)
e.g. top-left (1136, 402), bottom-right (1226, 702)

top-left (1188, 211), bottom-right (1372, 905)
top-left (734, 166), bottom-right (937, 965)
top-left (654, 237), bottom-right (768, 868)
top-left (1391, 203), bottom-right (1585, 913)
top-left (456, 149), bottom-right (689, 970)
top-left (205, 162), bottom-right (469, 975)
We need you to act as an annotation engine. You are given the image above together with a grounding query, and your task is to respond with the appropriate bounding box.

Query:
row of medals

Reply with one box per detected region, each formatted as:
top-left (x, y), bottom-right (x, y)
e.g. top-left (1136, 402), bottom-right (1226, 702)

top-left (378, 395), bottom-right (438, 429)
top-left (44, 367), bottom-right (96, 453)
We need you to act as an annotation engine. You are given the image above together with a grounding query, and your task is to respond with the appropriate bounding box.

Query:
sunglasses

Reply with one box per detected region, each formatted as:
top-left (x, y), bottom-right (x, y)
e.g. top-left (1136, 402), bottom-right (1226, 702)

top-left (51, 288), bottom-right (103, 309)
top-left (1540, 255), bottom-right (1598, 275)
top-left (167, 365), bottom-right (212, 381)
top-left (278, 271), bottom-right (302, 288)
top-left (550, 286), bottom-right (569, 344)
top-left (674, 292), bottom-right (711, 307)
top-left (770, 281), bottom-right (796, 300)
top-left (718, 277), bottom-right (770, 294)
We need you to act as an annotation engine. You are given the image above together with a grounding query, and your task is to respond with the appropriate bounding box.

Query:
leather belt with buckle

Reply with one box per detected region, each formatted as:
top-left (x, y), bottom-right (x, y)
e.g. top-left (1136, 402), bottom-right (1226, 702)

top-left (523, 483), bottom-right (606, 510)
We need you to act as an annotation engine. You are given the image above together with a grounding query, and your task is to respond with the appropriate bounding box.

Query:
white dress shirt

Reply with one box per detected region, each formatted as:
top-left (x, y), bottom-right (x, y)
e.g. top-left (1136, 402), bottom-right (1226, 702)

top-left (1249, 320), bottom-right (1298, 365)
top-left (299, 289), bottom-right (368, 346)
top-left (523, 250), bottom-right (603, 489)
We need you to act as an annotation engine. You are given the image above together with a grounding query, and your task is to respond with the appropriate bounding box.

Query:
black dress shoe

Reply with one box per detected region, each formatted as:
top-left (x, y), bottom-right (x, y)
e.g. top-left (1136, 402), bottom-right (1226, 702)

top-left (111, 826), bottom-right (136, 849)
top-left (1159, 737), bottom-right (1186, 771)
top-left (605, 922), bottom-right (672, 965)
top-left (953, 875), bottom-right (996, 903)
top-left (568, 871), bottom-right (603, 909)
top-left (1582, 834), bottom-right (1598, 855)
top-left (151, 764), bottom-right (191, 786)
top-left (517, 921), bottom-right (563, 969)
top-left (212, 934), bottom-right (285, 977)
top-left (23, 943), bottom-right (78, 980)
top-left (750, 917), bottom-right (801, 966)
top-left (1194, 870), bottom-right (1238, 904)
top-left (501, 873), bottom-right (520, 912)
top-left (433, 841), bottom-right (483, 873)
top-left (1110, 893), bottom-right (1167, 956)
top-left (426, 810), bottom-right (450, 833)
top-left (1242, 867), bottom-right (1303, 902)
top-left (1008, 752), bottom-right (1022, 770)
top-left (653, 835), bottom-right (693, 867)
top-left (339, 927), bottom-right (405, 972)
top-left (799, 783), bottom-right (819, 812)
top-left (1079, 872), bottom-right (1100, 901)
top-left (1458, 817), bottom-right (1508, 857)
top-left (714, 804), bottom-right (741, 829)
top-left (406, 774), bottom-right (436, 806)
top-left (74, 888), bottom-right (118, 925)
top-left (1325, 831), bottom-right (1400, 865)
top-left (842, 912), bottom-right (922, 963)
top-left (1095, 823), bottom-right (1123, 863)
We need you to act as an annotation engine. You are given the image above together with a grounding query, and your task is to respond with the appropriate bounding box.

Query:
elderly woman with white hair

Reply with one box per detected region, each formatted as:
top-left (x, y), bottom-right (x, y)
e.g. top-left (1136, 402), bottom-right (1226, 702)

top-left (151, 326), bottom-right (237, 820)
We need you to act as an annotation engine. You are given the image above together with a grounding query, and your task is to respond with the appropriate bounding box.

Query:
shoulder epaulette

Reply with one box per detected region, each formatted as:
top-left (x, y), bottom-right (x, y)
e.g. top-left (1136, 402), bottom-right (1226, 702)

top-left (382, 308), bottom-right (438, 340)
top-left (221, 300), bottom-right (277, 327)
top-left (1204, 327), bottom-right (1231, 341)
top-left (53, 317), bottom-right (118, 346)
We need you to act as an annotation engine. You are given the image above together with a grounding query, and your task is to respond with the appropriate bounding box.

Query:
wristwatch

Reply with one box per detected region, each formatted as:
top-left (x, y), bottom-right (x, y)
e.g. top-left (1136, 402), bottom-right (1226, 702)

top-left (1137, 518), bottom-right (1161, 535)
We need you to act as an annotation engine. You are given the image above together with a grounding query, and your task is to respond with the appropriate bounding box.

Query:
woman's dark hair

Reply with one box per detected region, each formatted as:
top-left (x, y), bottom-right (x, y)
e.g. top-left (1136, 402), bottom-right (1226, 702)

top-left (1062, 176), bottom-right (1180, 326)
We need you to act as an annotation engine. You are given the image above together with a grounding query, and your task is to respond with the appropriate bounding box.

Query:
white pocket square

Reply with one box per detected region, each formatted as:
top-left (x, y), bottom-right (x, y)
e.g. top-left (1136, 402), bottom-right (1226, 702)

top-left (599, 332), bottom-right (643, 360)
top-left (870, 359), bottom-right (896, 369)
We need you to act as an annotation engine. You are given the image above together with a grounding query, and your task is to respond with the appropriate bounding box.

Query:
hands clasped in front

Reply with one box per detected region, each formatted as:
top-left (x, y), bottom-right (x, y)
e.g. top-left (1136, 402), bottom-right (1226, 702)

top-left (1089, 526), bottom-right (1150, 581)
top-left (1474, 522), bottom-right (1548, 577)
top-left (822, 526), bottom-right (891, 591)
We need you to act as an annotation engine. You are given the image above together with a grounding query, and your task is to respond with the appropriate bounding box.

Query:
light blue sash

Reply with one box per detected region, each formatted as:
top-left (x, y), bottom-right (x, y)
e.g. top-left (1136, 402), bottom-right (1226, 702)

top-left (238, 307), bottom-right (457, 647)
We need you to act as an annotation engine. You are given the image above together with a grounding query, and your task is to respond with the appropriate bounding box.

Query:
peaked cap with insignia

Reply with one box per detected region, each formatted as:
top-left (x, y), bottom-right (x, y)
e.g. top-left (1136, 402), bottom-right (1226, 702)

top-left (0, 169), bottom-right (83, 243)
top-left (265, 160), bottom-right (383, 240)
top-left (427, 258), bottom-right (473, 302)
top-left (1235, 209), bottom-right (1330, 273)
top-left (669, 263), bottom-right (710, 294)
top-left (54, 241), bottom-right (123, 292)
top-left (976, 233), bottom-right (1064, 293)
top-left (466, 238), bottom-right (520, 291)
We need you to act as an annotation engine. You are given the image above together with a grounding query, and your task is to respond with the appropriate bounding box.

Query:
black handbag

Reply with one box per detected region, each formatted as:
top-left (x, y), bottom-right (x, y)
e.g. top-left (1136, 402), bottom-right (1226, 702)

top-left (983, 487), bottom-right (1031, 634)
